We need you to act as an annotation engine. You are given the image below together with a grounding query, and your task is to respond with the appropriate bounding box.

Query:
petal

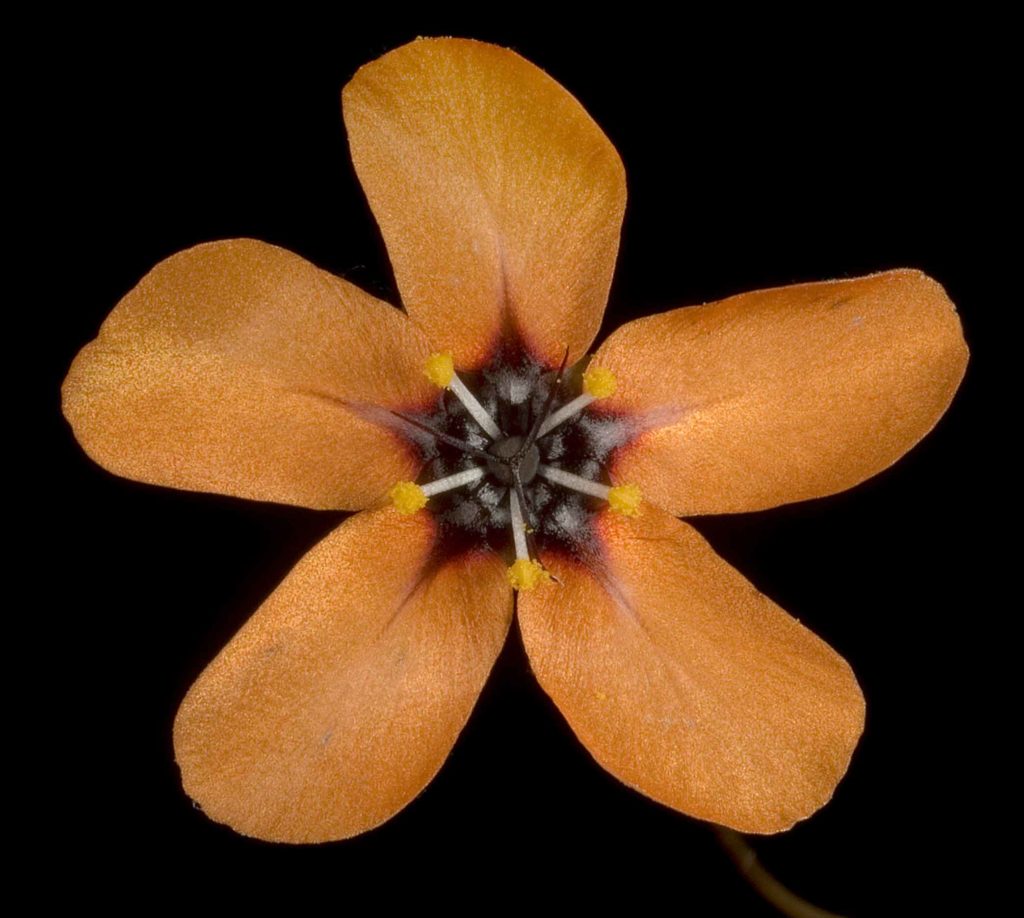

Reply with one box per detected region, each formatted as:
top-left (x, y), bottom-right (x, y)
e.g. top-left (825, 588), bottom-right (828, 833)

top-left (63, 239), bottom-right (437, 510)
top-left (174, 507), bottom-right (513, 842)
top-left (344, 38), bottom-right (625, 368)
top-left (595, 270), bottom-right (968, 515)
top-left (517, 506), bottom-right (865, 833)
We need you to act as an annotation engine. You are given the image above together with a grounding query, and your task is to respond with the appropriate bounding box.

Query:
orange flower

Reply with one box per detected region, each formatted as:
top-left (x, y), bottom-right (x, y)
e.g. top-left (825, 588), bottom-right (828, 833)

top-left (62, 38), bottom-right (967, 843)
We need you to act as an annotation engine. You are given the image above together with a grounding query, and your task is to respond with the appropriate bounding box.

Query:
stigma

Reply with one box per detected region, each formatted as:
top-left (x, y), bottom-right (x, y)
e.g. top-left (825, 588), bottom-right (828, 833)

top-left (390, 349), bottom-right (639, 589)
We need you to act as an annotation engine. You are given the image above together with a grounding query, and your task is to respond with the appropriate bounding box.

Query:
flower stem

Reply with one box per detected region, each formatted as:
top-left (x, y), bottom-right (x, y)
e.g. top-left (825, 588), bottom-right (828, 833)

top-left (713, 826), bottom-right (846, 918)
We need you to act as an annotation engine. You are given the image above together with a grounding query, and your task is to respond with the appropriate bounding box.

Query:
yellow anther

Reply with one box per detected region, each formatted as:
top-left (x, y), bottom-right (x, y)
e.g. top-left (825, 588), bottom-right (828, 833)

top-left (423, 352), bottom-right (455, 388)
top-left (389, 481), bottom-right (428, 514)
top-left (583, 366), bottom-right (617, 398)
top-left (608, 483), bottom-right (643, 517)
top-left (507, 558), bottom-right (552, 591)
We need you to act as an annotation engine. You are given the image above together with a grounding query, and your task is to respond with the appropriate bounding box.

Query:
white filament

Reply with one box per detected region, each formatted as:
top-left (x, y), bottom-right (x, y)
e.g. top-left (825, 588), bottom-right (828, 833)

top-left (538, 464), bottom-right (610, 499)
top-left (450, 374), bottom-right (501, 439)
top-left (420, 466), bottom-right (486, 497)
top-left (537, 393), bottom-right (595, 438)
top-left (509, 490), bottom-right (530, 560)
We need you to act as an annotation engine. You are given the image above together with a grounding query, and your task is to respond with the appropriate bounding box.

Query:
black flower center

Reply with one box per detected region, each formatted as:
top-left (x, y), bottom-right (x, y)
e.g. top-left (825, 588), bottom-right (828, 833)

top-left (403, 348), bottom-right (632, 559)
top-left (486, 436), bottom-right (540, 485)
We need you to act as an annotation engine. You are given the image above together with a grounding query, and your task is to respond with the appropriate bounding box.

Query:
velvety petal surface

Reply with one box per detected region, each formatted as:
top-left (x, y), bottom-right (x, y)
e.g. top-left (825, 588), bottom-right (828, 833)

top-left (518, 506), bottom-right (865, 833)
top-left (174, 507), bottom-right (513, 842)
top-left (63, 239), bottom-right (437, 510)
top-left (344, 37), bottom-right (626, 369)
top-left (594, 270), bottom-right (968, 515)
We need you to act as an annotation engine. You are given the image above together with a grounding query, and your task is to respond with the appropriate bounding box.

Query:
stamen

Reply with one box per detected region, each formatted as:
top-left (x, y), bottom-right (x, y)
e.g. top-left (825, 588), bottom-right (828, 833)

top-left (389, 467), bottom-right (486, 514)
top-left (449, 374), bottom-right (502, 439)
top-left (508, 484), bottom-right (551, 590)
top-left (420, 466), bottom-right (485, 497)
top-left (389, 481), bottom-right (428, 514)
top-left (537, 393), bottom-right (593, 438)
top-left (538, 466), bottom-right (643, 516)
top-left (538, 464), bottom-right (610, 499)
top-left (423, 351), bottom-right (501, 439)
top-left (537, 366), bottom-right (617, 438)
top-left (507, 557), bottom-right (552, 591)
top-left (508, 489), bottom-right (530, 560)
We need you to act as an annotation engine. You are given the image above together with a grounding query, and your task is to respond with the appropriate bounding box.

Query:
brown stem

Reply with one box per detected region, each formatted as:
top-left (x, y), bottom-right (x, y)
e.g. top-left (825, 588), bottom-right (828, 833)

top-left (713, 826), bottom-right (847, 918)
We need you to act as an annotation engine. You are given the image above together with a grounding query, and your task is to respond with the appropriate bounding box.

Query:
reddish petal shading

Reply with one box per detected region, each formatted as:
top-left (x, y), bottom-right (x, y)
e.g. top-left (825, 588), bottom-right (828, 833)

top-left (518, 506), bottom-right (865, 833)
top-left (174, 507), bottom-right (513, 842)
top-left (63, 239), bottom-right (437, 510)
top-left (344, 37), bottom-right (625, 369)
top-left (594, 270), bottom-right (968, 515)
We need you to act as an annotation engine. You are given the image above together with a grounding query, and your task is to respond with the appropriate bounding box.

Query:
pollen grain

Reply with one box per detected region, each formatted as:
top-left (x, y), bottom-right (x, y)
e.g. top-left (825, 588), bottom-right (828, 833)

top-left (582, 366), bottom-right (617, 398)
top-left (423, 352), bottom-right (455, 388)
top-left (507, 558), bottom-right (552, 591)
top-left (389, 480), bottom-right (428, 514)
top-left (608, 483), bottom-right (643, 516)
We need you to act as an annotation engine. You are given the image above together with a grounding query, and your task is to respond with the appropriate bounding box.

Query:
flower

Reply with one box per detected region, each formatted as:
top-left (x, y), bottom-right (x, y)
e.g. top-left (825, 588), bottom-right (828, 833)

top-left (62, 38), bottom-right (967, 844)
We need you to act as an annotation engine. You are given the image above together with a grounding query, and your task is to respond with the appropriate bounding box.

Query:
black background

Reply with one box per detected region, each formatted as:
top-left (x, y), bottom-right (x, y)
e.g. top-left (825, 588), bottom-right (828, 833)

top-left (48, 20), bottom-right (997, 914)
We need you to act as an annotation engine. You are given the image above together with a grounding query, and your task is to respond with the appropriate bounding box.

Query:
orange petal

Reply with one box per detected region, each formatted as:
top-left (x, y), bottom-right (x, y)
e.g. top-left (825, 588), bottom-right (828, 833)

top-left (344, 38), bottom-right (625, 368)
top-left (174, 507), bottom-right (513, 842)
top-left (517, 506), bottom-right (865, 833)
top-left (594, 270), bottom-right (968, 515)
top-left (63, 239), bottom-right (437, 510)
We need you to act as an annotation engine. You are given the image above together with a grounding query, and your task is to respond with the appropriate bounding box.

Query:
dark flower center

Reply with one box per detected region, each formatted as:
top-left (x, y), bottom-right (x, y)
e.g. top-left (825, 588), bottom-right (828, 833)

top-left (486, 436), bottom-right (540, 485)
top-left (404, 349), bottom-right (632, 559)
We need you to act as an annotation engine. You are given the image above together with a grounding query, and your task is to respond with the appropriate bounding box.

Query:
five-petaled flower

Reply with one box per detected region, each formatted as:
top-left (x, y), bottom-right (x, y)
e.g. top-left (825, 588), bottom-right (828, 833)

top-left (62, 38), bottom-right (967, 843)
